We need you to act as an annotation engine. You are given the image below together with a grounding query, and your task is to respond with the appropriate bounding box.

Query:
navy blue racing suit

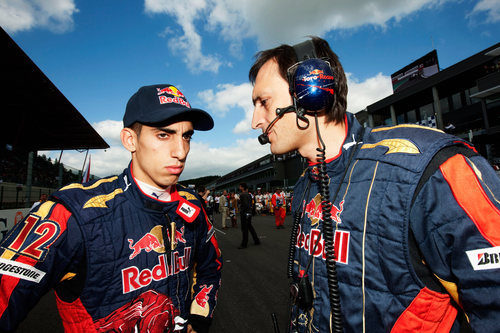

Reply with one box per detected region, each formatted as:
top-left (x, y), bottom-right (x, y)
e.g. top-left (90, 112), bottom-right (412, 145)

top-left (0, 165), bottom-right (222, 332)
top-left (290, 113), bottom-right (500, 332)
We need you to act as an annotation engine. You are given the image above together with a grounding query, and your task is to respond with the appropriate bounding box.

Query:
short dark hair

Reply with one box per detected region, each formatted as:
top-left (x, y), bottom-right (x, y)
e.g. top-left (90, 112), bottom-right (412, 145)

top-left (249, 36), bottom-right (347, 124)
top-left (239, 182), bottom-right (248, 190)
top-left (128, 122), bottom-right (143, 136)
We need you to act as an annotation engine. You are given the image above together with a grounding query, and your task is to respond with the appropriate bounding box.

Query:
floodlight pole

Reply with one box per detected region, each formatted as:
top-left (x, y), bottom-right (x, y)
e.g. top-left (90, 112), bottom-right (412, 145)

top-left (80, 149), bottom-right (89, 182)
top-left (25, 151), bottom-right (34, 208)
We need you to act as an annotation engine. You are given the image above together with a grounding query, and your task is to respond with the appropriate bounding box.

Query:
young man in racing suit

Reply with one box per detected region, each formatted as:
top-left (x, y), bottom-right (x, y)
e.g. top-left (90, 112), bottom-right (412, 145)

top-left (0, 84), bottom-right (222, 333)
top-left (250, 37), bottom-right (500, 332)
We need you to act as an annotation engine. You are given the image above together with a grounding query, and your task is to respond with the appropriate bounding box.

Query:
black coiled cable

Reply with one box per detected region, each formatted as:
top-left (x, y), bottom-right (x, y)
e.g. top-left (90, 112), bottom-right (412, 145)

top-left (287, 180), bottom-right (311, 279)
top-left (314, 115), bottom-right (343, 333)
top-left (287, 211), bottom-right (301, 279)
top-left (286, 111), bottom-right (362, 333)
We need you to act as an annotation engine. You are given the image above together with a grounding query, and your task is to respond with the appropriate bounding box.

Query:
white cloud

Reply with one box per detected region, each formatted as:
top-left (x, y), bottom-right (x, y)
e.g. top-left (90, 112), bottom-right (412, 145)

top-left (92, 120), bottom-right (123, 147)
top-left (39, 119), bottom-right (129, 178)
top-left (39, 70), bottom-right (392, 180)
top-left (181, 138), bottom-right (269, 179)
top-left (0, 0), bottom-right (78, 33)
top-left (197, 73), bottom-right (392, 136)
top-left (236, 0), bottom-right (454, 47)
top-left (77, 120), bottom-right (130, 177)
top-left (143, 0), bottom-right (454, 74)
top-left (145, 0), bottom-right (222, 73)
top-left (197, 83), bottom-right (254, 133)
top-left (40, 118), bottom-right (268, 180)
top-left (469, 0), bottom-right (500, 23)
top-left (346, 72), bottom-right (393, 113)
top-left (148, 0), bottom-right (453, 48)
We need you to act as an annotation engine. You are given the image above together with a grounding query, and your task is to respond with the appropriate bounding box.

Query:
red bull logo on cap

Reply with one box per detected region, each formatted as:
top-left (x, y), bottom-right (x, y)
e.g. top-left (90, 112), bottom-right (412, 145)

top-left (156, 85), bottom-right (191, 108)
top-left (157, 85), bottom-right (185, 98)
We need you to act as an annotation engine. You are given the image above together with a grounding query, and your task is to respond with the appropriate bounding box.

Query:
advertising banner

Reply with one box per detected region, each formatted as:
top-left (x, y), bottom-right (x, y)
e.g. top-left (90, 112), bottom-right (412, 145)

top-left (391, 50), bottom-right (439, 93)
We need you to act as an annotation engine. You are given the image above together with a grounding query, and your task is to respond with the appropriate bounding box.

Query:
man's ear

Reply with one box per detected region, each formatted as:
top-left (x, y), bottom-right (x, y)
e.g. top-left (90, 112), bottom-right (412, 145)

top-left (121, 128), bottom-right (137, 153)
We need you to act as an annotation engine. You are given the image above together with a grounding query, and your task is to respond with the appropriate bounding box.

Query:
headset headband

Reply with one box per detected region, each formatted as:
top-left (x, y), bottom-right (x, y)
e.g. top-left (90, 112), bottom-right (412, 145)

top-left (288, 39), bottom-right (336, 112)
top-left (293, 40), bottom-right (317, 61)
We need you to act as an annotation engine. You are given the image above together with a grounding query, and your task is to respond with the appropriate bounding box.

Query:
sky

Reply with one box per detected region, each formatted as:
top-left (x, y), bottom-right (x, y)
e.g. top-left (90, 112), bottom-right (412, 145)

top-left (1, 0), bottom-right (499, 181)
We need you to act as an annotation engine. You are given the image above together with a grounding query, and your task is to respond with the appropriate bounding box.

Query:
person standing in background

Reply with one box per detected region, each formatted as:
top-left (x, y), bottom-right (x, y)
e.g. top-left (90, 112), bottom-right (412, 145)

top-left (219, 190), bottom-right (228, 229)
top-left (30, 193), bottom-right (47, 210)
top-left (238, 183), bottom-right (260, 249)
top-left (229, 192), bottom-right (238, 227)
top-left (272, 188), bottom-right (286, 229)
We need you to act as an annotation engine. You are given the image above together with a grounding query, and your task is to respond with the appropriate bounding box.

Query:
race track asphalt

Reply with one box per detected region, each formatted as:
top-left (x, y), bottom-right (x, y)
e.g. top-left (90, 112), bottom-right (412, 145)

top-left (16, 213), bottom-right (294, 333)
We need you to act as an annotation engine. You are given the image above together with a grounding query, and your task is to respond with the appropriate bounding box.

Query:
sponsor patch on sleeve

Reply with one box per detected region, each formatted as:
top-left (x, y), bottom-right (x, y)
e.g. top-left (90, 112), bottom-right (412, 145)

top-left (190, 284), bottom-right (213, 317)
top-left (0, 258), bottom-right (46, 283)
top-left (466, 246), bottom-right (500, 270)
top-left (176, 200), bottom-right (200, 223)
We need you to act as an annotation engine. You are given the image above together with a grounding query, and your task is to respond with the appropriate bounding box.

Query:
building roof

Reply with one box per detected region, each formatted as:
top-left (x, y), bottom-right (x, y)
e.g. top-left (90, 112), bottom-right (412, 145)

top-left (0, 27), bottom-right (109, 152)
top-left (367, 42), bottom-right (500, 113)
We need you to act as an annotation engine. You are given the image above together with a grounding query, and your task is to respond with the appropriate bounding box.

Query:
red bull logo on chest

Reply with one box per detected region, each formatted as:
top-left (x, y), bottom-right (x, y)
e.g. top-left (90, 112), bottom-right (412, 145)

top-left (128, 225), bottom-right (166, 259)
top-left (122, 247), bottom-right (192, 293)
top-left (167, 225), bottom-right (186, 244)
top-left (295, 225), bottom-right (349, 264)
top-left (303, 193), bottom-right (344, 226)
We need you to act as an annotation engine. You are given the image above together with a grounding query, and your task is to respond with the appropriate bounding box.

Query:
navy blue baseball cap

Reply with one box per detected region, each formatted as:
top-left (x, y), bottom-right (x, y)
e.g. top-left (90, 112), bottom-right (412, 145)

top-left (123, 84), bottom-right (214, 131)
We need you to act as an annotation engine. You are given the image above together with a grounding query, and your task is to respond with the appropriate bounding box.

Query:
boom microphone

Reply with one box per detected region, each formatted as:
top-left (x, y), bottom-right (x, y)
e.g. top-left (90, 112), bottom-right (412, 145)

top-left (258, 132), bottom-right (271, 145)
top-left (258, 106), bottom-right (296, 145)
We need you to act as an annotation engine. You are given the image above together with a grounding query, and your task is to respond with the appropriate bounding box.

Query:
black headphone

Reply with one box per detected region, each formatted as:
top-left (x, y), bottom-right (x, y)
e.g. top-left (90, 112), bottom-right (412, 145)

top-left (258, 39), bottom-right (337, 145)
top-left (287, 39), bottom-right (337, 115)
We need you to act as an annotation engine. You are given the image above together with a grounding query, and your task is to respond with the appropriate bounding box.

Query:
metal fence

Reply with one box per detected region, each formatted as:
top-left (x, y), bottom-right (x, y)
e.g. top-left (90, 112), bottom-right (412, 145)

top-left (0, 182), bottom-right (55, 209)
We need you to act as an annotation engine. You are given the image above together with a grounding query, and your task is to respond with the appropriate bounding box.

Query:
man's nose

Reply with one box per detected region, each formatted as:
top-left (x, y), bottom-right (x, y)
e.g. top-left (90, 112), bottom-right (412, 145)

top-left (251, 106), bottom-right (265, 130)
top-left (171, 137), bottom-right (189, 160)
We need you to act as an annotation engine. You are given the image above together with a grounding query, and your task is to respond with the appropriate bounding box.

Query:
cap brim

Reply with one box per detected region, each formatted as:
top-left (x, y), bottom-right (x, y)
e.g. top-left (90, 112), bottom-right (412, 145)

top-left (187, 108), bottom-right (214, 131)
top-left (140, 106), bottom-right (214, 131)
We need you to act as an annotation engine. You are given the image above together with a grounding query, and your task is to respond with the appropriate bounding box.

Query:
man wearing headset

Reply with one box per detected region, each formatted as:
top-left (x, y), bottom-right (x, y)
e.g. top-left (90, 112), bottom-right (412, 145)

top-left (250, 36), bottom-right (500, 332)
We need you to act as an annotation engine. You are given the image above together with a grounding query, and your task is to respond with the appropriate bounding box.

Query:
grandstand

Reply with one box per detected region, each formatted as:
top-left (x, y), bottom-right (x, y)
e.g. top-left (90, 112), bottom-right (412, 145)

top-left (0, 27), bottom-right (108, 227)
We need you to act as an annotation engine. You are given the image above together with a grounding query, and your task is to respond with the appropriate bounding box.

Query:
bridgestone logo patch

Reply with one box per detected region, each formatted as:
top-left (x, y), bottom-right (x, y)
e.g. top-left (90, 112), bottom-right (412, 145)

top-left (0, 258), bottom-right (46, 283)
top-left (466, 246), bottom-right (500, 271)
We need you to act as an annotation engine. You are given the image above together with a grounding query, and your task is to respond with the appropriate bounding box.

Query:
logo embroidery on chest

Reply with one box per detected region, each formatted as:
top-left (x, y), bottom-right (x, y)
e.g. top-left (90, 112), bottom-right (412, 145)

top-left (128, 226), bottom-right (165, 259)
top-left (295, 225), bottom-right (350, 264)
top-left (303, 194), bottom-right (344, 226)
top-left (122, 247), bottom-right (192, 293)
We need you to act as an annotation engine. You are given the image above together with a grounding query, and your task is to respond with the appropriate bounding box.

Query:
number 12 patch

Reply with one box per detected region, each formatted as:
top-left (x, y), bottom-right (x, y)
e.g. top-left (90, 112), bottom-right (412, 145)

top-left (2, 214), bottom-right (62, 261)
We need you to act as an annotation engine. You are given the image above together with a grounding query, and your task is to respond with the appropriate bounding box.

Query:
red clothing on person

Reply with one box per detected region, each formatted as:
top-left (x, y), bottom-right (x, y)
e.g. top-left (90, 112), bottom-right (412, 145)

top-left (272, 192), bottom-right (286, 227)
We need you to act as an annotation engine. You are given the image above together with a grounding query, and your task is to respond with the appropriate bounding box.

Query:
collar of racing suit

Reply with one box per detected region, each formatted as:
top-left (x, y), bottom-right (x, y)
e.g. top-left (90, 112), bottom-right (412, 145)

top-left (135, 178), bottom-right (173, 202)
top-left (120, 162), bottom-right (184, 213)
top-left (307, 112), bottom-right (365, 181)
